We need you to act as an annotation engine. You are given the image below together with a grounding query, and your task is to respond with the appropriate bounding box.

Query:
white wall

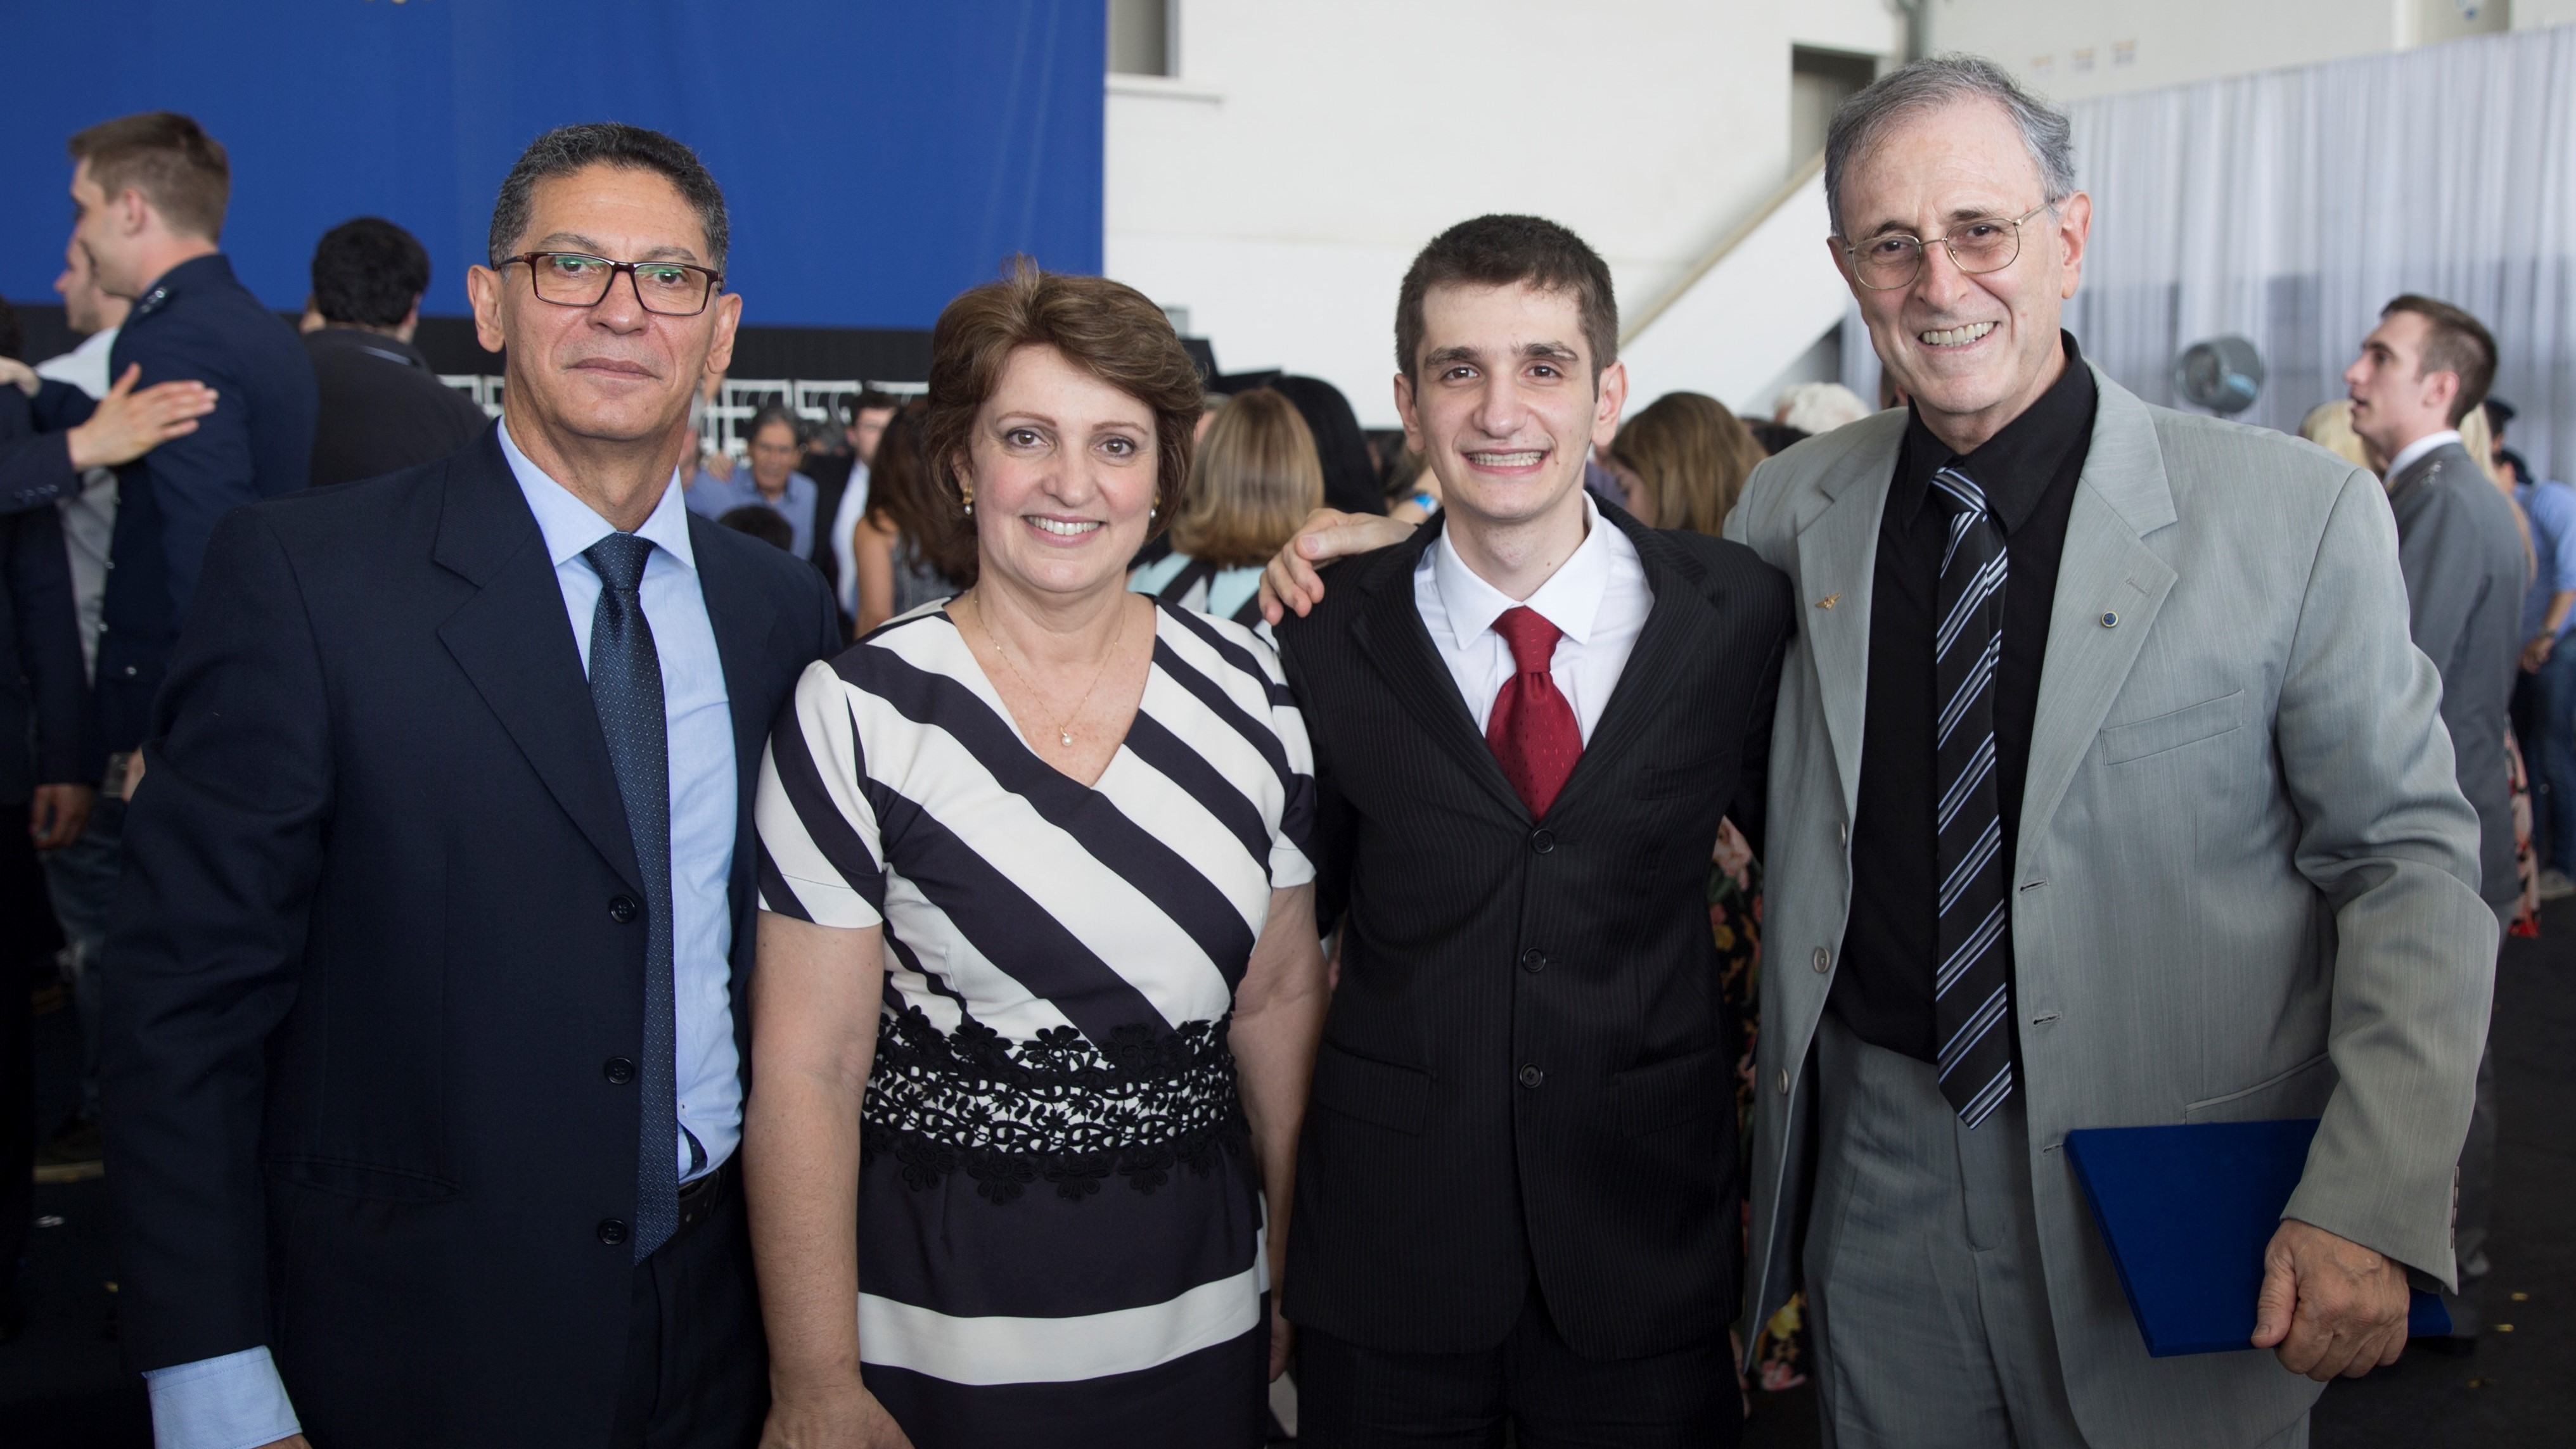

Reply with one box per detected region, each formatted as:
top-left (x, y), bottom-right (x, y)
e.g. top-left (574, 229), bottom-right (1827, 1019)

top-left (1103, 1), bottom-right (1899, 426)
top-left (1922, 0), bottom-right (2511, 103)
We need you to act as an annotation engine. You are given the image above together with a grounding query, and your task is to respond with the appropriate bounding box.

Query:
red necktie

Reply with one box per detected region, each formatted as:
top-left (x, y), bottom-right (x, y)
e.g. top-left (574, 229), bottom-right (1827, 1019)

top-left (1486, 606), bottom-right (1582, 819)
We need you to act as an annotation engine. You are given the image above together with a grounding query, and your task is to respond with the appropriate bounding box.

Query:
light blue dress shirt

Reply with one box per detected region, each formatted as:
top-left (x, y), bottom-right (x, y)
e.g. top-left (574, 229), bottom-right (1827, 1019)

top-left (683, 464), bottom-right (819, 558)
top-left (144, 424), bottom-right (745, 1449)
top-left (2516, 478), bottom-right (2576, 644)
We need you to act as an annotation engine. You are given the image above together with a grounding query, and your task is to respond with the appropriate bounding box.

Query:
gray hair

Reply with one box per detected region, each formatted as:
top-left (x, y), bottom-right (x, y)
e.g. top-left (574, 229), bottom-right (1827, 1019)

top-left (487, 122), bottom-right (730, 272)
top-left (1823, 53), bottom-right (2076, 237)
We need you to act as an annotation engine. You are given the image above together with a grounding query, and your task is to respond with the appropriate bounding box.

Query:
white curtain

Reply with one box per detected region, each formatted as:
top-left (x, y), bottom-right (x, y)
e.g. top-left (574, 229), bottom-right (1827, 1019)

top-left (2061, 25), bottom-right (2576, 481)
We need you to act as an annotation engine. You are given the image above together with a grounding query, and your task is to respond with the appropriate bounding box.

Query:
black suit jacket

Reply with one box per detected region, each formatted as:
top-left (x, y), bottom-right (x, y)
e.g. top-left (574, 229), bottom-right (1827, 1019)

top-left (103, 426), bottom-right (840, 1444)
top-left (98, 255), bottom-right (317, 758)
top-left (0, 386), bottom-right (87, 801)
top-left (303, 327), bottom-right (491, 488)
top-left (1273, 504), bottom-right (1792, 1360)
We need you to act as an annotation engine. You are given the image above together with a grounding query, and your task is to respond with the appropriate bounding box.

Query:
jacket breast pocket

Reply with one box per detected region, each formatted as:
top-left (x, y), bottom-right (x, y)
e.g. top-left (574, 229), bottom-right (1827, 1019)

top-left (2099, 689), bottom-right (2244, 767)
top-left (1638, 756), bottom-right (1724, 800)
top-left (1310, 1040), bottom-right (1432, 1135)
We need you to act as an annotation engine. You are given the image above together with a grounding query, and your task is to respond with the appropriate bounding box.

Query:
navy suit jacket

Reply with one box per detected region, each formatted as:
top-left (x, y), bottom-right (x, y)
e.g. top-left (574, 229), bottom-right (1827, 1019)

top-left (0, 385), bottom-right (88, 800)
top-left (96, 255), bottom-right (316, 756)
top-left (103, 427), bottom-right (840, 1442)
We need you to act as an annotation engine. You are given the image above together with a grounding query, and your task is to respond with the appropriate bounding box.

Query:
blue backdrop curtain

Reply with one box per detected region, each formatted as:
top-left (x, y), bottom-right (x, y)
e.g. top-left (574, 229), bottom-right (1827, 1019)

top-left (1, 0), bottom-right (1105, 329)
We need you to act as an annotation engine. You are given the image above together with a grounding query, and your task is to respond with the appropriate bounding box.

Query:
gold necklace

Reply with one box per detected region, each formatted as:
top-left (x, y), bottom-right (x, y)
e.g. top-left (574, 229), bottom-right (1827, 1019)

top-left (969, 592), bottom-right (1130, 748)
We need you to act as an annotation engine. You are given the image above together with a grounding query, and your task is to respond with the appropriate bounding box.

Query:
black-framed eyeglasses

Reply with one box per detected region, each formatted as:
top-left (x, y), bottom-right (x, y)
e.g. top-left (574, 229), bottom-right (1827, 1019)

top-left (1838, 204), bottom-right (2054, 291)
top-left (499, 252), bottom-right (724, 316)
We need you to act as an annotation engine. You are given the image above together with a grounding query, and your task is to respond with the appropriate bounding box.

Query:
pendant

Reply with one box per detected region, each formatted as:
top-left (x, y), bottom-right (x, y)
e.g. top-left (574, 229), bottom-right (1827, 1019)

top-left (1059, 729), bottom-right (1073, 746)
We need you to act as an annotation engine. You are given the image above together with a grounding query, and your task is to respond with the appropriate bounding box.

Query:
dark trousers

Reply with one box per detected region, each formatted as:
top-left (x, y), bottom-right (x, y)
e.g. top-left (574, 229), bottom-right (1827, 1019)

top-left (1296, 1282), bottom-right (1739, 1448)
top-left (2511, 648), bottom-right (2576, 870)
top-left (610, 1159), bottom-right (771, 1449)
top-left (1, 810), bottom-right (54, 1302)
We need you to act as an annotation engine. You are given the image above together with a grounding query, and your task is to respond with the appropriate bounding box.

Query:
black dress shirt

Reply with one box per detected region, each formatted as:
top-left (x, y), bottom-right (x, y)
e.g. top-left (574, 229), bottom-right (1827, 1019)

top-left (1831, 334), bottom-right (2097, 1061)
top-left (305, 326), bottom-right (489, 488)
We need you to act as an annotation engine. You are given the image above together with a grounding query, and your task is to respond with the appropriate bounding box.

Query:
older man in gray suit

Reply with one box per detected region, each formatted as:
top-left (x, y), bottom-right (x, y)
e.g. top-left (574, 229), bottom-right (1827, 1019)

top-left (2343, 293), bottom-right (2526, 1348)
top-left (1720, 58), bottom-right (2491, 1449)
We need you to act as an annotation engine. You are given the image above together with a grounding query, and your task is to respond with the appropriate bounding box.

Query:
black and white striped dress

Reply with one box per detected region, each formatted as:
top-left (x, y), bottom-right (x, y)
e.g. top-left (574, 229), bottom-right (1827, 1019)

top-left (755, 601), bottom-right (1314, 1447)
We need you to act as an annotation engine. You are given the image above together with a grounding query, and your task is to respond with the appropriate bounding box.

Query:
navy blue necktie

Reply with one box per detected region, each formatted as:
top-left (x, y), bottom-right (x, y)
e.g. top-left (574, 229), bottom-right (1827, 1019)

top-left (1929, 466), bottom-right (2015, 1128)
top-left (585, 532), bottom-right (679, 1260)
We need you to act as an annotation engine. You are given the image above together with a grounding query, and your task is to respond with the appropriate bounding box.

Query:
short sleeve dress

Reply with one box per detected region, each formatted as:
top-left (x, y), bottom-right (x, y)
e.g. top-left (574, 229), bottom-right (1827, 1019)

top-left (755, 600), bottom-right (1315, 1448)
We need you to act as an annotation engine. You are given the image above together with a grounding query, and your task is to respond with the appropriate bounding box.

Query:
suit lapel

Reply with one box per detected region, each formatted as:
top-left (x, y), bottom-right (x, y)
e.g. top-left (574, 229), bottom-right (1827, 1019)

top-left (432, 434), bottom-right (645, 894)
top-left (2015, 370), bottom-right (2181, 877)
top-left (688, 516), bottom-right (786, 931)
top-left (1349, 515), bottom-right (1530, 819)
top-left (1793, 423), bottom-right (1901, 820)
top-left (1561, 507), bottom-right (1703, 800)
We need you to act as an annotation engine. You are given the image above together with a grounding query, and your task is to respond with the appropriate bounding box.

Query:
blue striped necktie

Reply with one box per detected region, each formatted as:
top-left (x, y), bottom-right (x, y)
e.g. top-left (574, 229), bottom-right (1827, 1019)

top-left (584, 532), bottom-right (679, 1259)
top-left (1928, 466), bottom-right (2015, 1128)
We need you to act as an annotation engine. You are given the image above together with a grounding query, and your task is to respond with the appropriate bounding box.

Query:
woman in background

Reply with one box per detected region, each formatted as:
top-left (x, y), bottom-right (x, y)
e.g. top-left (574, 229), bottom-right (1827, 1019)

top-left (850, 399), bottom-right (976, 634)
top-left (1603, 389), bottom-right (1765, 532)
top-left (1130, 388), bottom-right (1324, 625)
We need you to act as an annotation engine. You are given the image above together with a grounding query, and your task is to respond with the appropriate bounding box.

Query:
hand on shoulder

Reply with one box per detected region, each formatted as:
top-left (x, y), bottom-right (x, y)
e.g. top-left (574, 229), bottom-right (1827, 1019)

top-left (1257, 507), bottom-right (1418, 623)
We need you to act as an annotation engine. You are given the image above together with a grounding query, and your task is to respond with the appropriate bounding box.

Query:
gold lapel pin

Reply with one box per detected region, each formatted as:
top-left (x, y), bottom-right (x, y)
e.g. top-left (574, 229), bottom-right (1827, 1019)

top-left (1816, 593), bottom-right (1842, 610)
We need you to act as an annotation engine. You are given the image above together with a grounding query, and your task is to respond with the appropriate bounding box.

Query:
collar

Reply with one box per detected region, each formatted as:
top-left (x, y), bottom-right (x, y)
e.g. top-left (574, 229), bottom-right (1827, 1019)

top-left (498, 418), bottom-right (697, 574)
top-left (308, 326), bottom-right (432, 370)
top-left (1430, 490), bottom-right (1620, 651)
top-left (126, 253), bottom-right (235, 324)
top-left (2387, 430), bottom-right (2463, 482)
top-left (1895, 331), bottom-right (2096, 532)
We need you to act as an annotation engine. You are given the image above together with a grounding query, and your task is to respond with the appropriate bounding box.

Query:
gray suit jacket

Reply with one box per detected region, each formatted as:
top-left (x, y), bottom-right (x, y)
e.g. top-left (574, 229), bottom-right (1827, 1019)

top-left (1726, 367), bottom-right (2495, 1448)
top-left (2386, 440), bottom-right (2528, 907)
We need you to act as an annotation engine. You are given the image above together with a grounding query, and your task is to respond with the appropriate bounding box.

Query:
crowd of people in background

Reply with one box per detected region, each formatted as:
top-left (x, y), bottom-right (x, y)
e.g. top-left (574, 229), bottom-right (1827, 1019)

top-left (0, 50), bottom-right (2541, 1449)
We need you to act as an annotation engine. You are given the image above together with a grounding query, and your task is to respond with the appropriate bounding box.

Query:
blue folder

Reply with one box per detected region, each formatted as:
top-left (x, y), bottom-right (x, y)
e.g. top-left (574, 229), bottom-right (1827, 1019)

top-left (2063, 1118), bottom-right (2449, 1357)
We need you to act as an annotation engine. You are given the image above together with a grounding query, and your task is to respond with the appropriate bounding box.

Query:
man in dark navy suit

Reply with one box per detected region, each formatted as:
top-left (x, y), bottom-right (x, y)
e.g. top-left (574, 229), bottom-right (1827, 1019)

top-left (58, 112), bottom-right (317, 788)
top-left (105, 123), bottom-right (840, 1449)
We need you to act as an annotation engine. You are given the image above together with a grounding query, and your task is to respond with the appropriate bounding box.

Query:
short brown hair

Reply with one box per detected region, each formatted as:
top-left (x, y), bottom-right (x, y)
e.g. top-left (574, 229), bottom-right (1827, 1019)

top-left (1608, 392), bottom-right (1767, 536)
top-left (2383, 294), bottom-right (2497, 426)
top-left (1170, 389), bottom-right (1326, 569)
top-left (866, 399), bottom-right (978, 590)
top-left (1395, 215), bottom-right (1617, 383)
top-left (68, 112), bottom-right (229, 242)
top-left (923, 260), bottom-right (1201, 532)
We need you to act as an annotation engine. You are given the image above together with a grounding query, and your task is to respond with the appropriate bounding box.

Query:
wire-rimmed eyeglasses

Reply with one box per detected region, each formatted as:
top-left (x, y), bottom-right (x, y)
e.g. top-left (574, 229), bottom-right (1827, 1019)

top-left (1838, 205), bottom-right (2054, 291)
top-left (498, 252), bottom-right (724, 316)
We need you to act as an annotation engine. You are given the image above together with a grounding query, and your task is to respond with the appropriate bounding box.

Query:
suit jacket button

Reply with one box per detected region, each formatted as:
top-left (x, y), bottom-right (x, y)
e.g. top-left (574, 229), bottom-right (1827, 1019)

top-left (603, 1056), bottom-right (636, 1085)
top-left (596, 1218), bottom-right (629, 1246)
top-left (1529, 829), bottom-right (1556, 855)
top-left (1517, 1065), bottom-right (1545, 1088)
top-left (1812, 947), bottom-right (1830, 974)
top-left (609, 895), bottom-right (639, 923)
top-left (1520, 948), bottom-right (1548, 973)
top-left (1777, 1068), bottom-right (1790, 1095)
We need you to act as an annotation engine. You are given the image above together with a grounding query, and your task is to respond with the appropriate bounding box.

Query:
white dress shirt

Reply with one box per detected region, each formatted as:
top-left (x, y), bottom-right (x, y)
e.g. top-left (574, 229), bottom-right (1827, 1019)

top-left (144, 424), bottom-right (748, 1449)
top-left (2387, 428), bottom-right (2463, 482)
top-left (1413, 491), bottom-right (1650, 741)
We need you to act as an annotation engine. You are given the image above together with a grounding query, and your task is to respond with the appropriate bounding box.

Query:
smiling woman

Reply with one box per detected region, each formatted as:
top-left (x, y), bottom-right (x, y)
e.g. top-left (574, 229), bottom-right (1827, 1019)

top-left (745, 261), bottom-right (1330, 1448)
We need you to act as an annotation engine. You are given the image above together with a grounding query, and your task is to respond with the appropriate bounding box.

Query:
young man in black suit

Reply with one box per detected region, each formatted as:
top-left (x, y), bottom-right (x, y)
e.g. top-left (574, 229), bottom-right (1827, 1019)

top-left (1268, 215), bottom-right (1793, 1446)
top-left (104, 124), bottom-right (840, 1448)
top-left (300, 216), bottom-right (492, 488)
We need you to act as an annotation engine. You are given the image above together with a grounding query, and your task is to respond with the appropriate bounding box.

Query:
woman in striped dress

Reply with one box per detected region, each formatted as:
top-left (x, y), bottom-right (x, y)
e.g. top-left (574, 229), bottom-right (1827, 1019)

top-left (1129, 386), bottom-right (1326, 626)
top-left (746, 262), bottom-right (1327, 1448)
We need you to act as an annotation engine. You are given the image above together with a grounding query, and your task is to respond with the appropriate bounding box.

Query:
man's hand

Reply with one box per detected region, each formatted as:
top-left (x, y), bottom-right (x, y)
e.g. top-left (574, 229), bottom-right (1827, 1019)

top-left (1255, 508), bottom-right (1419, 623)
top-left (0, 357), bottom-right (37, 397)
top-left (66, 364), bottom-right (219, 471)
top-left (29, 784), bottom-right (93, 851)
top-left (2523, 632), bottom-right (2556, 674)
top-left (760, 1380), bottom-right (914, 1448)
top-left (2250, 1218), bottom-right (2411, 1380)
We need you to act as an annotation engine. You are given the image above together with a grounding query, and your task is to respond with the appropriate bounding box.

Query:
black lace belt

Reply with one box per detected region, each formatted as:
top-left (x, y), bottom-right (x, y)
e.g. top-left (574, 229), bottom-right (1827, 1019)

top-left (861, 1003), bottom-right (1248, 1205)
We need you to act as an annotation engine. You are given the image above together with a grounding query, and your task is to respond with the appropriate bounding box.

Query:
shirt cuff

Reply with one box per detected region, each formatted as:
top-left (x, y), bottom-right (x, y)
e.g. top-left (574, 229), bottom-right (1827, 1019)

top-left (143, 1346), bottom-right (302, 1449)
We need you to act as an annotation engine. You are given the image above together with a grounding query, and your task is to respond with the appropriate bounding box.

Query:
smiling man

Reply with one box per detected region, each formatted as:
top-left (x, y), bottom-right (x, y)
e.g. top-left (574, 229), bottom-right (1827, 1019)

top-left (1271, 215), bottom-right (1791, 1447)
top-left (104, 124), bottom-right (840, 1449)
top-left (1718, 56), bottom-right (2490, 1449)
